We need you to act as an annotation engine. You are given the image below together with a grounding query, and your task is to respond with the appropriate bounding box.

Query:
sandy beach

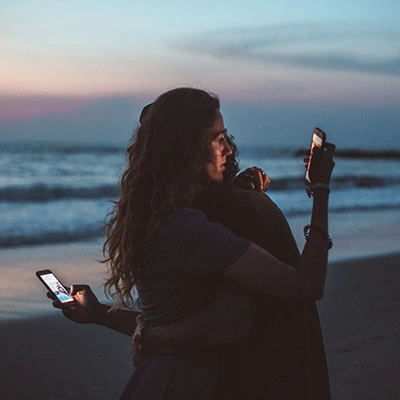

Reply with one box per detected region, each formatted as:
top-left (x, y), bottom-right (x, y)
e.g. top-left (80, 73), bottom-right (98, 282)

top-left (1, 253), bottom-right (400, 399)
top-left (1, 209), bottom-right (400, 399)
top-left (320, 252), bottom-right (400, 400)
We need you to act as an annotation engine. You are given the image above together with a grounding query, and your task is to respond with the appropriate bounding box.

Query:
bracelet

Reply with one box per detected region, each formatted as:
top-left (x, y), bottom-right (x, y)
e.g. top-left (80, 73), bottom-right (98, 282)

top-left (312, 183), bottom-right (330, 193)
top-left (305, 182), bottom-right (330, 198)
top-left (303, 224), bottom-right (333, 249)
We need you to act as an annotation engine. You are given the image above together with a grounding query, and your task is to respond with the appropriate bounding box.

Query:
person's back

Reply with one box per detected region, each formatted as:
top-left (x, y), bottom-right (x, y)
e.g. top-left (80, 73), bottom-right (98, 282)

top-left (206, 185), bottom-right (330, 399)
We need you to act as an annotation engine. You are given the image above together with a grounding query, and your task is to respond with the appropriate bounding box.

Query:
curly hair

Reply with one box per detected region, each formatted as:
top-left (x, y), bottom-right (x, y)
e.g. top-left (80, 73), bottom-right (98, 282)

top-left (103, 88), bottom-right (226, 308)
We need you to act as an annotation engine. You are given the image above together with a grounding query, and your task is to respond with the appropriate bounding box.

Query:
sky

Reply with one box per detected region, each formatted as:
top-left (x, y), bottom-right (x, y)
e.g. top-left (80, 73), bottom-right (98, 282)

top-left (1, 0), bottom-right (400, 149)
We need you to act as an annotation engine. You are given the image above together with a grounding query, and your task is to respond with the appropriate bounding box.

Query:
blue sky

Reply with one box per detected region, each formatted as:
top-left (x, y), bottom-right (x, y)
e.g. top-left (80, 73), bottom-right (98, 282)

top-left (1, 0), bottom-right (399, 148)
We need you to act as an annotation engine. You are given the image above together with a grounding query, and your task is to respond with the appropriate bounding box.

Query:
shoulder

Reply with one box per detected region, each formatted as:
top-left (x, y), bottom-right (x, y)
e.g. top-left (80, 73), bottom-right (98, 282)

top-left (162, 208), bottom-right (209, 232)
top-left (159, 207), bottom-right (251, 252)
top-left (157, 208), bottom-right (222, 244)
top-left (163, 207), bottom-right (245, 241)
top-left (212, 186), bottom-right (299, 259)
top-left (152, 207), bottom-right (251, 276)
top-left (223, 186), bottom-right (285, 221)
top-left (173, 208), bottom-right (208, 220)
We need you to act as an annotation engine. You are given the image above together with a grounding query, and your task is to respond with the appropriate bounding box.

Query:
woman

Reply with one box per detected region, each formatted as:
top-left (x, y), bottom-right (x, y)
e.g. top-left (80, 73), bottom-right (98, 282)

top-left (102, 87), bottom-right (335, 399)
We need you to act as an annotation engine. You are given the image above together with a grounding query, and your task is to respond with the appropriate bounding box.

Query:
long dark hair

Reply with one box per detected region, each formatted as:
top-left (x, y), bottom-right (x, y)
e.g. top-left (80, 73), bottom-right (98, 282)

top-left (103, 88), bottom-right (223, 307)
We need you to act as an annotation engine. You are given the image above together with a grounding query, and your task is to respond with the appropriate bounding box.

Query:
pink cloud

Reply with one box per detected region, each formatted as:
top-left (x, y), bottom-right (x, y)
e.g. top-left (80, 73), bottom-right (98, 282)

top-left (0, 95), bottom-right (94, 122)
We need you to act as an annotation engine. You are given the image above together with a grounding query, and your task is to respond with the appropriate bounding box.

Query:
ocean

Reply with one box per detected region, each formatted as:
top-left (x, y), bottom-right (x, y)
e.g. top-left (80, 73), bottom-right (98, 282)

top-left (1, 141), bottom-right (400, 249)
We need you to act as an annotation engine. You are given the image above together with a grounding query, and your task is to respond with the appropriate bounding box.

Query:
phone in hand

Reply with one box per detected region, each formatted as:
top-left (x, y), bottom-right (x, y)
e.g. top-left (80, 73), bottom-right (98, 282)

top-left (305, 127), bottom-right (326, 184)
top-left (36, 269), bottom-right (75, 306)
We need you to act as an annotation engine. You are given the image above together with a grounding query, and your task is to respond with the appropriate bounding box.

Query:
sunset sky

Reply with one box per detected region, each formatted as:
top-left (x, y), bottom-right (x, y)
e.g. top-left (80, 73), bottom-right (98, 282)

top-left (1, 0), bottom-right (399, 148)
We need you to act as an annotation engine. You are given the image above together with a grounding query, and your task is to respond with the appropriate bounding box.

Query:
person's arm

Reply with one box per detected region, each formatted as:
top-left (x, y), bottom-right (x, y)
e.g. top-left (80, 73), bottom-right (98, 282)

top-left (224, 191), bottom-right (328, 299)
top-left (84, 303), bottom-right (139, 336)
top-left (50, 284), bottom-right (139, 336)
top-left (133, 277), bottom-right (254, 363)
top-left (223, 143), bottom-right (335, 300)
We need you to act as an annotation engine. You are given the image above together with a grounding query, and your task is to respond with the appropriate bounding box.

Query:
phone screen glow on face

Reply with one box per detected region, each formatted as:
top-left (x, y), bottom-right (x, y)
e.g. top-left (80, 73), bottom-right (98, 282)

top-left (42, 273), bottom-right (73, 303)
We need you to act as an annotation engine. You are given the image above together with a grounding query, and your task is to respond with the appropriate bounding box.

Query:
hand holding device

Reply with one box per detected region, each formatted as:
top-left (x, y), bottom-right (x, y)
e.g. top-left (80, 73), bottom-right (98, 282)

top-left (37, 269), bottom-right (102, 323)
top-left (36, 269), bottom-right (75, 307)
top-left (304, 128), bottom-right (335, 196)
top-left (305, 127), bottom-right (326, 184)
top-left (53, 284), bottom-right (102, 324)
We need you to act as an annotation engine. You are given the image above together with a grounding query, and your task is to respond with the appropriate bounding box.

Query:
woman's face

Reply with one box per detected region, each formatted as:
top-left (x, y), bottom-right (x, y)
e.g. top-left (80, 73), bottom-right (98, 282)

top-left (203, 111), bottom-right (233, 182)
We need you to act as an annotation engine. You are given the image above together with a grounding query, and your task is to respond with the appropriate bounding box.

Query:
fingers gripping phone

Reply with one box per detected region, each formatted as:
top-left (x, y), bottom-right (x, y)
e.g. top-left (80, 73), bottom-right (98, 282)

top-left (305, 127), bottom-right (326, 184)
top-left (36, 269), bottom-right (75, 306)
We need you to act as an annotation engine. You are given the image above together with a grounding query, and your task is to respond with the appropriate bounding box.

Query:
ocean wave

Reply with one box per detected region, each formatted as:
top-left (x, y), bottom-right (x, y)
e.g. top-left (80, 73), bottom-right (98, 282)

top-left (284, 203), bottom-right (400, 217)
top-left (0, 227), bottom-right (104, 248)
top-left (332, 176), bottom-right (400, 188)
top-left (334, 150), bottom-right (400, 159)
top-left (1, 176), bottom-right (399, 203)
top-left (1, 141), bottom-right (124, 155)
top-left (0, 184), bottom-right (119, 202)
top-left (1, 201), bottom-right (399, 249)
top-left (294, 148), bottom-right (400, 160)
top-left (270, 176), bottom-right (400, 191)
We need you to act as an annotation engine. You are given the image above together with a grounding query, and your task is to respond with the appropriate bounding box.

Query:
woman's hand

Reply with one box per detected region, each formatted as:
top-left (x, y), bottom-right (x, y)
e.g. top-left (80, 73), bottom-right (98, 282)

top-left (48, 284), bottom-right (102, 324)
top-left (234, 166), bottom-right (270, 191)
top-left (306, 142), bottom-right (336, 185)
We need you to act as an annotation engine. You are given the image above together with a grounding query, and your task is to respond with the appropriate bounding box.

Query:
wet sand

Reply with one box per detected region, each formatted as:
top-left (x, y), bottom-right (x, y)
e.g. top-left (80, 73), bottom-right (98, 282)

top-left (1, 252), bottom-right (400, 399)
top-left (319, 252), bottom-right (400, 400)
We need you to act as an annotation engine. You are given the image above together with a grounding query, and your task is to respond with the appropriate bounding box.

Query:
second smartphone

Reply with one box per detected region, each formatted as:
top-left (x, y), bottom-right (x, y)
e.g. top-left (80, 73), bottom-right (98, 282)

top-left (305, 127), bottom-right (326, 184)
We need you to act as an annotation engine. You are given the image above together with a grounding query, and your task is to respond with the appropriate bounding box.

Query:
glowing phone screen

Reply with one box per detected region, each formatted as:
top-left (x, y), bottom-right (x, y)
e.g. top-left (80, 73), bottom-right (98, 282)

top-left (41, 273), bottom-right (73, 304)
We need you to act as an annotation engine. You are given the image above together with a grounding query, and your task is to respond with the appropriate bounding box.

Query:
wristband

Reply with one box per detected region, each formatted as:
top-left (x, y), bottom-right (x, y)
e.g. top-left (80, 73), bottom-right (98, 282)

top-left (312, 183), bottom-right (330, 193)
top-left (305, 182), bottom-right (330, 198)
top-left (303, 224), bottom-right (333, 249)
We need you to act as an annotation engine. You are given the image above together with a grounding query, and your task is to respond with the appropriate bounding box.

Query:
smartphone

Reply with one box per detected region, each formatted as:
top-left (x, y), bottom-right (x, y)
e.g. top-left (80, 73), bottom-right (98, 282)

top-left (36, 269), bottom-right (75, 306)
top-left (305, 127), bottom-right (326, 183)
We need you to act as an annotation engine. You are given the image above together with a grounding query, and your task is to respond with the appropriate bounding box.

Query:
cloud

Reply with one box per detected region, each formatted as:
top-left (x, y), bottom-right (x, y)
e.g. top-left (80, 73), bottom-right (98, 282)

top-left (173, 22), bottom-right (400, 76)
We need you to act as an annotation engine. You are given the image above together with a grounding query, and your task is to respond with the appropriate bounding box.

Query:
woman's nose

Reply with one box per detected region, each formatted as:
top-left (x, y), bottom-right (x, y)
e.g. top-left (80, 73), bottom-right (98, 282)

top-left (224, 140), bottom-right (233, 156)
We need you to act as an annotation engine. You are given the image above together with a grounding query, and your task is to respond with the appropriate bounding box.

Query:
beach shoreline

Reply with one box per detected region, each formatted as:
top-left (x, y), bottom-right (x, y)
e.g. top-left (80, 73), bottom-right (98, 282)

top-left (2, 207), bottom-right (400, 320)
top-left (1, 207), bottom-right (400, 399)
top-left (1, 252), bottom-right (400, 399)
